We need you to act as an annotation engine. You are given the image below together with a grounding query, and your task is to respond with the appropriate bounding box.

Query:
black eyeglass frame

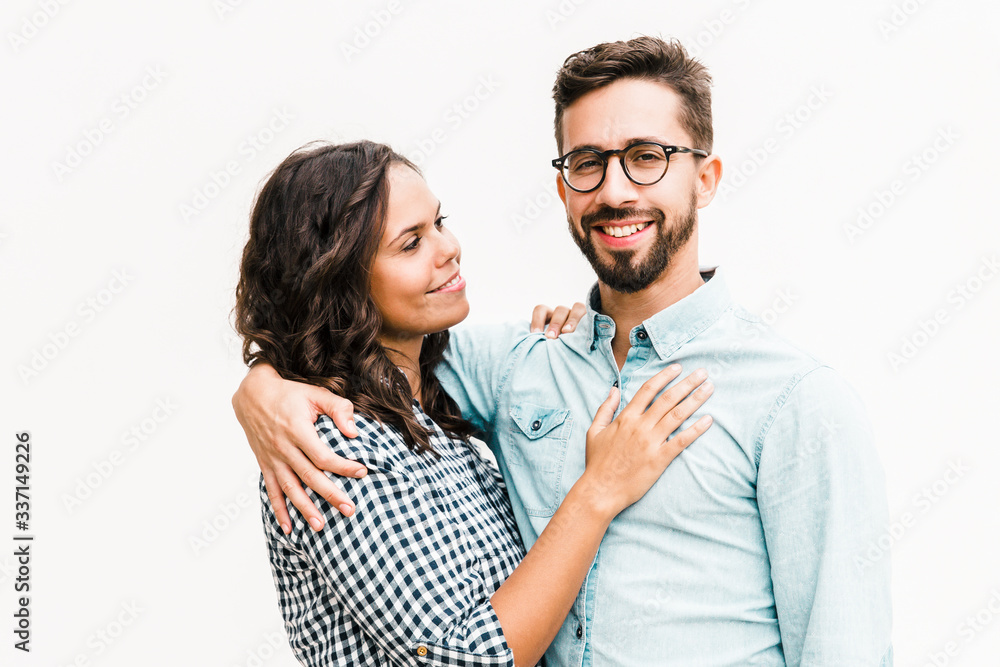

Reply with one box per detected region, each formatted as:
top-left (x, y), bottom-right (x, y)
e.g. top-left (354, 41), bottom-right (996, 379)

top-left (551, 142), bottom-right (709, 193)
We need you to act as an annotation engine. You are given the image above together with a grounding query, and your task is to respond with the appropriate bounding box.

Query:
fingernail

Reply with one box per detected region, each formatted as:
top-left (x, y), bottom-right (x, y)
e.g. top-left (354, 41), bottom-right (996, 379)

top-left (546, 330), bottom-right (556, 339)
top-left (355, 467), bottom-right (367, 478)
top-left (281, 523), bottom-right (291, 535)
top-left (308, 517), bottom-right (324, 531)
top-left (693, 368), bottom-right (708, 380)
top-left (696, 415), bottom-right (713, 428)
top-left (531, 327), bottom-right (541, 333)
top-left (700, 380), bottom-right (714, 393)
top-left (668, 363), bottom-right (681, 372)
top-left (339, 503), bottom-right (354, 516)
top-left (562, 324), bottom-right (572, 332)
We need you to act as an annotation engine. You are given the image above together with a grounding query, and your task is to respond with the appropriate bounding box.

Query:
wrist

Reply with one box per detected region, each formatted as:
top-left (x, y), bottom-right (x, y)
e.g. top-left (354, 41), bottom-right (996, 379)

top-left (247, 360), bottom-right (278, 380)
top-left (234, 362), bottom-right (277, 421)
top-left (567, 472), bottom-right (622, 524)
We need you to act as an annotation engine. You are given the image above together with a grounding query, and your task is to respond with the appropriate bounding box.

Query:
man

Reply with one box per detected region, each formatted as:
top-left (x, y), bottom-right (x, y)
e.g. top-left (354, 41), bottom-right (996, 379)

top-left (234, 36), bottom-right (892, 666)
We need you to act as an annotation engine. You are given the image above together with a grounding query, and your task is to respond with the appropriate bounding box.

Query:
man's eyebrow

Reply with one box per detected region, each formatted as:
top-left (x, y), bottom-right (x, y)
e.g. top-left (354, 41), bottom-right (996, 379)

top-left (566, 137), bottom-right (666, 153)
top-left (389, 201), bottom-right (442, 246)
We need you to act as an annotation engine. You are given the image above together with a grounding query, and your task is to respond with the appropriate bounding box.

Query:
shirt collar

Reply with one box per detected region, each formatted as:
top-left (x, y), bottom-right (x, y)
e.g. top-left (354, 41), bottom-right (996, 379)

top-left (575, 266), bottom-right (731, 360)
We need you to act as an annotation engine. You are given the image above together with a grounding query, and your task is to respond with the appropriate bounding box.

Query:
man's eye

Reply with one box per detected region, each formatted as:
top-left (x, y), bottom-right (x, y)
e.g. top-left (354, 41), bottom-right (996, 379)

top-left (571, 159), bottom-right (602, 173)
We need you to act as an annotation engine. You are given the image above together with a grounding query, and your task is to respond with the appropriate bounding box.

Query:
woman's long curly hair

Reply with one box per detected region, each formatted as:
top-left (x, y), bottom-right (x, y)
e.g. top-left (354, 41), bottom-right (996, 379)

top-left (234, 140), bottom-right (474, 455)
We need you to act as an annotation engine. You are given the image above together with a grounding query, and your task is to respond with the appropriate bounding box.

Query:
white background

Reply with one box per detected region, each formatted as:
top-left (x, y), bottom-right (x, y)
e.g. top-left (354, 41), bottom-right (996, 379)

top-left (2, 1), bottom-right (998, 665)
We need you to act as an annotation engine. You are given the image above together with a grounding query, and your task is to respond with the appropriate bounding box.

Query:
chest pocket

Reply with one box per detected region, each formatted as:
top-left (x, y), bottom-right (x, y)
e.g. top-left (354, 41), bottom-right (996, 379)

top-left (504, 403), bottom-right (573, 517)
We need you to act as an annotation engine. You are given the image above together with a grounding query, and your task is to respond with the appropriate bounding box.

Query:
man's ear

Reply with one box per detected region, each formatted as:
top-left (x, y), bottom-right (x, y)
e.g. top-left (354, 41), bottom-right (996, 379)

top-left (557, 172), bottom-right (567, 207)
top-left (695, 154), bottom-right (723, 209)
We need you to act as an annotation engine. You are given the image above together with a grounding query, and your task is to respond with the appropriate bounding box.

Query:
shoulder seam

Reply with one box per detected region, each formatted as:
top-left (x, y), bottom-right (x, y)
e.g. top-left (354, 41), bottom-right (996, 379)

top-left (752, 363), bottom-right (830, 468)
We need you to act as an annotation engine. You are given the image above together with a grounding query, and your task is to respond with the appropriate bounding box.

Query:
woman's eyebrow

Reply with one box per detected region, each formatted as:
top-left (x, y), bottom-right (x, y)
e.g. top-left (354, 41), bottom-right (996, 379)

top-left (389, 202), bottom-right (442, 246)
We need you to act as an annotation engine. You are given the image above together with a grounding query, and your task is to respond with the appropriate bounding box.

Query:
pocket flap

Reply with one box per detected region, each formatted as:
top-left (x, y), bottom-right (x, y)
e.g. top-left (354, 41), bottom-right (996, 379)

top-left (509, 402), bottom-right (571, 440)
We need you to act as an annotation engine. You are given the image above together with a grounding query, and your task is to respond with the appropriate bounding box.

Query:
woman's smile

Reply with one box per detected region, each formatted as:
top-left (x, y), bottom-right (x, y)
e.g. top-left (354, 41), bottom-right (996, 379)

top-left (428, 272), bottom-right (466, 293)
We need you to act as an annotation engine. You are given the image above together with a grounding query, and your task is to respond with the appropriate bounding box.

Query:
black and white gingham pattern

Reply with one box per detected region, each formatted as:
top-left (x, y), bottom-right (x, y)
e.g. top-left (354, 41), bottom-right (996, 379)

top-left (261, 401), bottom-right (527, 666)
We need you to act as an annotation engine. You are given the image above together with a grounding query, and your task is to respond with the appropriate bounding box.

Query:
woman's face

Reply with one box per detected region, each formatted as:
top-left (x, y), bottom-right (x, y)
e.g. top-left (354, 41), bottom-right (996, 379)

top-left (370, 164), bottom-right (469, 346)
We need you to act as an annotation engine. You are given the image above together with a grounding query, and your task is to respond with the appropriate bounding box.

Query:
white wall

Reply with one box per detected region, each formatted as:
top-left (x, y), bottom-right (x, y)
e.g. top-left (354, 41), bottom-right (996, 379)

top-left (2, 1), bottom-right (997, 665)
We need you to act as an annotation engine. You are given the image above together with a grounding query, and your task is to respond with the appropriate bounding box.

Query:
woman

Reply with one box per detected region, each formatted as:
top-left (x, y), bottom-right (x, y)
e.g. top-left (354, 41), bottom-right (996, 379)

top-left (234, 140), bottom-right (714, 667)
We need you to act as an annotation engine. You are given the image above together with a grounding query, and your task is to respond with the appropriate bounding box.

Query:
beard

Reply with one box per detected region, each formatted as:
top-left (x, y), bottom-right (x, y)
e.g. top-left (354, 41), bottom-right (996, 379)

top-left (568, 192), bottom-right (698, 294)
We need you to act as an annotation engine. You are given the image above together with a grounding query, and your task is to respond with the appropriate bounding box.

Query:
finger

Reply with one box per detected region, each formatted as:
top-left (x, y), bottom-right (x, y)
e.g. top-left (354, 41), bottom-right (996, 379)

top-left (652, 379), bottom-right (714, 439)
top-left (661, 414), bottom-right (714, 460)
top-left (530, 304), bottom-right (551, 333)
top-left (588, 386), bottom-right (620, 435)
top-left (283, 446), bottom-right (357, 520)
top-left (290, 418), bottom-right (364, 478)
top-left (262, 470), bottom-right (292, 535)
top-left (273, 462), bottom-right (329, 531)
top-left (619, 364), bottom-right (683, 419)
top-left (562, 302), bottom-right (587, 333)
top-left (313, 389), bottom-right (360, 440)
top-left (546, 306), bottom-right (571, 338)
top-left (642, 368), bottom-right (708, 425)
top-left (313, 451), bottom-right (369, 479)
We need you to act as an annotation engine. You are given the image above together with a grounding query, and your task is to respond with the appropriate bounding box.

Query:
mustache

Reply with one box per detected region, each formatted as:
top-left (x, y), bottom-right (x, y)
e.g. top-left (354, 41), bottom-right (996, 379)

top-left (581, 206), bottom-right (665, 228)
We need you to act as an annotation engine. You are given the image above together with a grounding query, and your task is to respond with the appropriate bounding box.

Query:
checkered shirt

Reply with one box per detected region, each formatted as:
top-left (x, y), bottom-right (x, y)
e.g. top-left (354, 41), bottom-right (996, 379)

top-left (260, 402), bottom-right (528, 666)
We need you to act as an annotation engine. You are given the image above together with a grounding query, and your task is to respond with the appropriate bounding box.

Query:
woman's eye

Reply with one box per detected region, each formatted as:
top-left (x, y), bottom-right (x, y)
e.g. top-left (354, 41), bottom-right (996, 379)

top-left (404, 216), bottom-right (447, 251)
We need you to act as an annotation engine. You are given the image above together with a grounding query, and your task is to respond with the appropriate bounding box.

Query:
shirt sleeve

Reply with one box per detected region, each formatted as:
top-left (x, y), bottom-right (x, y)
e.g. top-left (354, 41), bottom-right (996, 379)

top-left (270, 416), bottom-right (516, 667)
top-left (756, 366), bottom-right (893, 666)
top-left (436, 322), bottom-right (529, 435)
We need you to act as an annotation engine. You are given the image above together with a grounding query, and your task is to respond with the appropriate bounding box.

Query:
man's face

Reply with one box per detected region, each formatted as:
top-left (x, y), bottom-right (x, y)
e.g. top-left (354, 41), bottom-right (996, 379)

top-left (557, 78), bottom-right (708, 294)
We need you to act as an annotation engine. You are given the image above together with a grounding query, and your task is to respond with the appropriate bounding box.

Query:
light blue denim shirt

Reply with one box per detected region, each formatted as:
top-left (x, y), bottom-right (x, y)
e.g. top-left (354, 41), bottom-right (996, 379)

top-left (437, 268), bottom-right (892, 667)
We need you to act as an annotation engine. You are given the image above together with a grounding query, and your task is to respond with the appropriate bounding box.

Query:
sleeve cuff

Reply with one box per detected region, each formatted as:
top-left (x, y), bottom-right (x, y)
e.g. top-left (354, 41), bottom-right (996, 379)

top-left (408, 597), bottom-right (516, 667)
top-left (407, 640), bottom-right (514, 667)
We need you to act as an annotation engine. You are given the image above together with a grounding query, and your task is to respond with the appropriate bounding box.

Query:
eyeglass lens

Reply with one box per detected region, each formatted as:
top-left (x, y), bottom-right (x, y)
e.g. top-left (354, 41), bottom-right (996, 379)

top-left (564, 143), bottom-right (668, 191)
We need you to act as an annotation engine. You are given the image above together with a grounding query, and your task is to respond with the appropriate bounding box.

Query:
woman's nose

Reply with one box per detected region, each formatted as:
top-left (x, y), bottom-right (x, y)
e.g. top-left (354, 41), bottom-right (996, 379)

top-left (437, 232), bottom-right (460, 265)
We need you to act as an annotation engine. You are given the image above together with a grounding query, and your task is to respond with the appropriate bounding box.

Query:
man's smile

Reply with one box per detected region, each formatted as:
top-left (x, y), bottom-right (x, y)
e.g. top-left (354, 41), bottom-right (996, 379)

top-left (593, 220), bottom-right (654, 246)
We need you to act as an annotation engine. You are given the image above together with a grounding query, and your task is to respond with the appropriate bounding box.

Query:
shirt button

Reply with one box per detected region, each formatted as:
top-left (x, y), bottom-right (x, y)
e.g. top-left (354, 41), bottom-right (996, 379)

top-left (576, 624), bottom-right (583, 639)
top-left (416, 645), bottom-right (428, 656)
top-left (531, 419), bottom-right (542, 431)
top-left (636, 330), bottom-right (648, 341)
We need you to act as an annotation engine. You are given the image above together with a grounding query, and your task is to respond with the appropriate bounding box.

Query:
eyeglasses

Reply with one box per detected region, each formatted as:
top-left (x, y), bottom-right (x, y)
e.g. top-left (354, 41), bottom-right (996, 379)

top-left (552, 141), bottom-right (709, 193)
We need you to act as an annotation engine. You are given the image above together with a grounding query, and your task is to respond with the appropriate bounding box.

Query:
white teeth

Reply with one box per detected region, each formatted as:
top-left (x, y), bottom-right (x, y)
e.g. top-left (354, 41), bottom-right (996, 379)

top-left (601, 222), bottom-right (649, 238)
top-left (435, 275), bottom-right (460, 291)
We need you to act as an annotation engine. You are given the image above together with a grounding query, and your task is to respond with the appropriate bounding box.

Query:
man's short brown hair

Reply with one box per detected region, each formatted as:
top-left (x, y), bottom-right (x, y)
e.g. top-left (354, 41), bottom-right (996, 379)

top-left (552, 36), bottom-right (714, 154)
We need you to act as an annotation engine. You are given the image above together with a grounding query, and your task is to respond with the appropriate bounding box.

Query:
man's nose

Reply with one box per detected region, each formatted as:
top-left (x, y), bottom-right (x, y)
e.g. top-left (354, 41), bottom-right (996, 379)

top-left (594, 157), bottom-right (639, 208)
